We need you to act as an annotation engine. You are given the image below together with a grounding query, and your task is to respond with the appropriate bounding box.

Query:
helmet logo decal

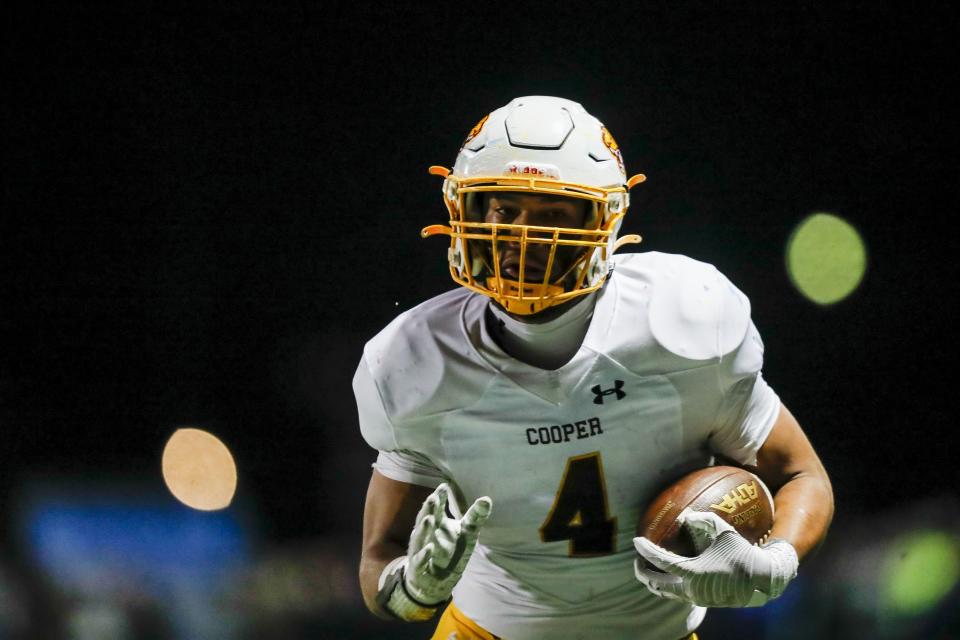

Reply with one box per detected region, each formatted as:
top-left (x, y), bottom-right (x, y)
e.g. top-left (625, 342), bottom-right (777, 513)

top-left (505, 162), bottom-right (560, 179)
top-left (462, 113), bottom-right (490, 149)
top-left (601, 126), bottom-right (625, 174)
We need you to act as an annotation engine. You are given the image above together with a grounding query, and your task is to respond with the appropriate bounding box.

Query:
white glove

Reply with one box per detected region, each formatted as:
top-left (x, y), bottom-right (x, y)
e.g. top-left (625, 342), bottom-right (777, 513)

top-left (377, 483), bottom-right (492, 621)
top-left (633, 508), bottom-right (798, 608)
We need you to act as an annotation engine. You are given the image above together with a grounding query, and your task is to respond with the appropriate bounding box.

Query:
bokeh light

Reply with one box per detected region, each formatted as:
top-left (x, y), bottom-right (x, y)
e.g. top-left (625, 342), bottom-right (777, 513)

top-left (880, 529), bottom-right (960, 616)
top-left (161, 428), bottom-right (238, 511)
top-left (786, 213), bottom-right (867, 305)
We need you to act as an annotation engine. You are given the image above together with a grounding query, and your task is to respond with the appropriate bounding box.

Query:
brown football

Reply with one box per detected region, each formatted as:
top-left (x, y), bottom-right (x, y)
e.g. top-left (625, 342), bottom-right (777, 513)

top-left (638, 466), bottom-right (774, 557)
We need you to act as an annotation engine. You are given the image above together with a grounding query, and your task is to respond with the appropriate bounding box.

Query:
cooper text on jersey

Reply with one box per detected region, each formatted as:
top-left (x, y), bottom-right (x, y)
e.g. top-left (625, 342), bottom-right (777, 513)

top-left (526, 417), bottom-right (604, 445)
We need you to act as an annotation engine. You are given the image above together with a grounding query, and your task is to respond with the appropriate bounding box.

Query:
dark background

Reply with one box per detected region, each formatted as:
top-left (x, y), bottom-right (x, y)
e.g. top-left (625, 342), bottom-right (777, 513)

top-left (2, 2), bottom-right (959, 638)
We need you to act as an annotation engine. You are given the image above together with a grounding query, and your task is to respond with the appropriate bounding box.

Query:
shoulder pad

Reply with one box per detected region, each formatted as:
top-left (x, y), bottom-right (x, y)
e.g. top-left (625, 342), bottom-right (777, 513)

top-left (364, 288), bottom-right (465, 381)
top-left (646, 253), bottom-right (751, 361)
top-left (363, 288), bottom-right (490, 422)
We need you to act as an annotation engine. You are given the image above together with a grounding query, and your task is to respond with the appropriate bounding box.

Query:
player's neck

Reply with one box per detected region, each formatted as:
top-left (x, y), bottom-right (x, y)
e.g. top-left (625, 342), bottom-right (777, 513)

top-left (486, 294), bottom-right (597, 370)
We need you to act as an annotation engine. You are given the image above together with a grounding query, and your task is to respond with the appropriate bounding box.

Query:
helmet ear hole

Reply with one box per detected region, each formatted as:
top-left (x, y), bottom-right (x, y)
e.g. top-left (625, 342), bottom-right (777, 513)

top-left (444, 178), bottom-right (458, 203)
top-left (607, 193), bottom-right (624, 215)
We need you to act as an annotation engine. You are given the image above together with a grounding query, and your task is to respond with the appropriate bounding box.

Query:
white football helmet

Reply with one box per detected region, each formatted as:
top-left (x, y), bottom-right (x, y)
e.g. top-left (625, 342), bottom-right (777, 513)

top-left (423, 96), bottom-right (645, 315)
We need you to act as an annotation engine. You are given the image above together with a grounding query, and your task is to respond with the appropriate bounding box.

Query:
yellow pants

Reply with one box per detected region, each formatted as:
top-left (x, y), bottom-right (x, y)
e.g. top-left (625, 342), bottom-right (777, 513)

top-left (430, 602), bottom-right (699, 640)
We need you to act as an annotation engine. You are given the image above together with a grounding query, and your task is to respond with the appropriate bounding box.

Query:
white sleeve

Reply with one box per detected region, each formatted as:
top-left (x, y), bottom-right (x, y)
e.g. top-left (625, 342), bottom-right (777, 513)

top-left (353, 355), bottom-right (446, 487)
top-left (373, 450), bottom-right (446, 489)
top-left (709, 320), bottom-right (781, 465)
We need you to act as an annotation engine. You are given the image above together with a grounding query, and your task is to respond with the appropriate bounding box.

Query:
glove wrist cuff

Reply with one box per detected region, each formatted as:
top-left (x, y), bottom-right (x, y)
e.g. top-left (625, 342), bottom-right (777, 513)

top-left (376, 557), bottom-right (448, 622)
top-left (760, 538), bottom-right (799, 599)
top-left (377, 556), bottom-right (449, 622)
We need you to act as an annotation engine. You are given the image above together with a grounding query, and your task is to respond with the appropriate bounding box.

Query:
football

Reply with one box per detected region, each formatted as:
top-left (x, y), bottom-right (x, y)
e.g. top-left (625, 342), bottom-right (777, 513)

top-left (638, 466), bottom-right (774, 557)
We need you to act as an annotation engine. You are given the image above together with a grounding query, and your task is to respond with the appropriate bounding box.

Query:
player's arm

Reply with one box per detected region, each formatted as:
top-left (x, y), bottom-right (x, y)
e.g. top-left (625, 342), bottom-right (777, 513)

top-left (359, 470), bottom-right (492, 622)
top-left (634, 402), bottom-right (833, 607)
top-left (360, 470), bottom-right (434, 619)
top-left (753, 402), bottom-right (834, 562)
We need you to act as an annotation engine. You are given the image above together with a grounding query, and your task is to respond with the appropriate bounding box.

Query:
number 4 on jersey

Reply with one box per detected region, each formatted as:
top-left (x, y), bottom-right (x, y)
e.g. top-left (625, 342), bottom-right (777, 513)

top-left (539, 452), bottom-right (617, 556)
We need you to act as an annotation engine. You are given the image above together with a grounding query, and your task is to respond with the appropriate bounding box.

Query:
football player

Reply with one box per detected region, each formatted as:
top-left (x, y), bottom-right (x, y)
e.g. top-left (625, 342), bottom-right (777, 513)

top-left (355, 96), bottom-right (833, 639)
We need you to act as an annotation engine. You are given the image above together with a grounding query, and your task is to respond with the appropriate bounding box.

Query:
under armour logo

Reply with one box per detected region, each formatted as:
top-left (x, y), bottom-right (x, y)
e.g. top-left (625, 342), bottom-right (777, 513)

top-left (591, 380), bottom-right (625, 404)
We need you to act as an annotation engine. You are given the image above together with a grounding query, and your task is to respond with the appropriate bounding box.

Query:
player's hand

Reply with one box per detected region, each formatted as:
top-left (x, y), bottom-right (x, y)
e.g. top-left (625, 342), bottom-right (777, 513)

top-left (632, 508), bottom-right (798, 608)
top-left (404, 483), bottom-right (492, 605)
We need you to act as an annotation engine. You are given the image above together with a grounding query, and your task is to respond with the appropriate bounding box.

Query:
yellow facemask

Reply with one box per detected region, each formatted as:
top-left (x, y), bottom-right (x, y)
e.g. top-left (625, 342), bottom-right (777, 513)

top-left (422, 168), bottom-right (645, 315)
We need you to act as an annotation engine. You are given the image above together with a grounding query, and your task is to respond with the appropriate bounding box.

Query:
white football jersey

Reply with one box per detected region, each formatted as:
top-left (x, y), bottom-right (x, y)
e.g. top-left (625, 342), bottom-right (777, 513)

top-left (353, 252), bottom-right (781, 640)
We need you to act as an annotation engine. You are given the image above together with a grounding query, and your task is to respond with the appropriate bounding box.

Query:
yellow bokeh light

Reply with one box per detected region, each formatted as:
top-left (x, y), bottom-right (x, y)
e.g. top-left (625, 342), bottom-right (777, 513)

top-left (786, 212), bottom-right (867, 305)
top-left (881, 530), bottom-right (960, 616)
top-left (161, 428), bottom-right (237, 511)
